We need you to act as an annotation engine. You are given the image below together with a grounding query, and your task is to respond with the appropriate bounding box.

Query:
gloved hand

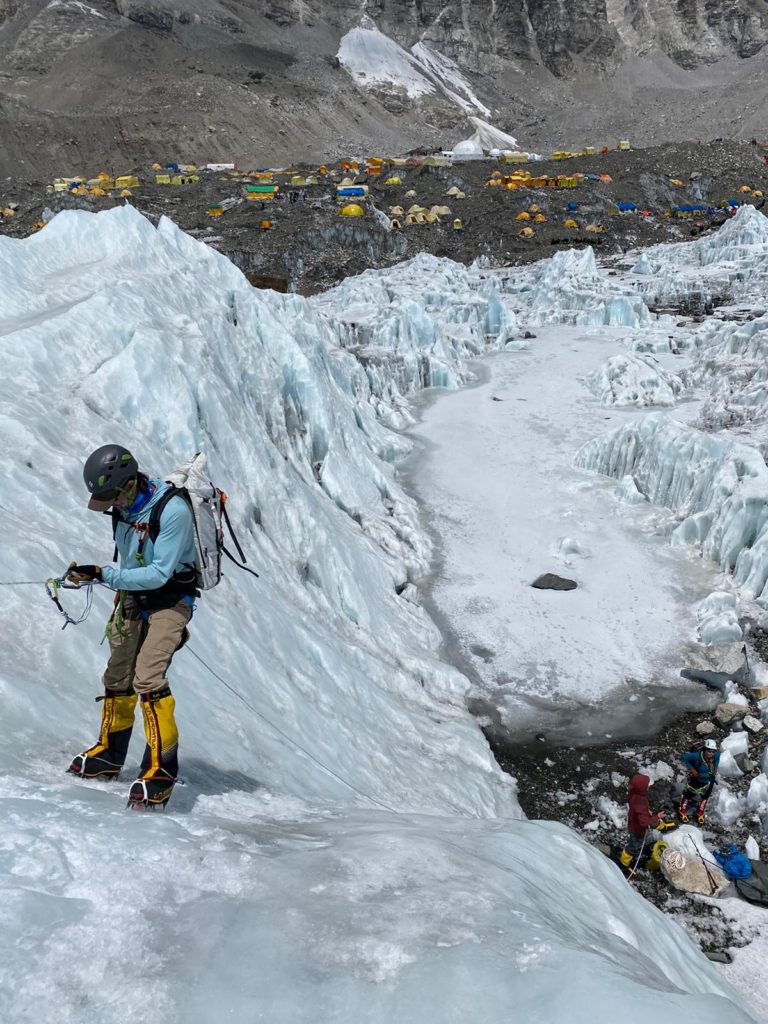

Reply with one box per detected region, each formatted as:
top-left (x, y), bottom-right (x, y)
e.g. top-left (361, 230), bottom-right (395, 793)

top-left (66, 563), bottom-right (102, 584)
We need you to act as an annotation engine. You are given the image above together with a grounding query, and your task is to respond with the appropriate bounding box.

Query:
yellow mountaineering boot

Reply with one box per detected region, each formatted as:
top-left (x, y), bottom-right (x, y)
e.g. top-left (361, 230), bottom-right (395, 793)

top-left (127, 687), bottom-right (179, 810)
top-left (619, 849), bottom-right (634, 869)
top-left (68, 690), bottom-right (138, 779)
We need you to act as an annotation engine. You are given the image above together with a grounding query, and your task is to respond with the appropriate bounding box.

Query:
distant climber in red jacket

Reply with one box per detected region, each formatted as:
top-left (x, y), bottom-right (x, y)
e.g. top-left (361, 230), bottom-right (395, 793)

top-left (620, 773), bottom-right (671, 870)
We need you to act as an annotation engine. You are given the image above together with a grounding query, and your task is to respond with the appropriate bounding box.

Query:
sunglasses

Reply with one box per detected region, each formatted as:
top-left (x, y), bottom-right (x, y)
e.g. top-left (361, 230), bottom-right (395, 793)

top-left (93, 482), bottom-right (135, 503)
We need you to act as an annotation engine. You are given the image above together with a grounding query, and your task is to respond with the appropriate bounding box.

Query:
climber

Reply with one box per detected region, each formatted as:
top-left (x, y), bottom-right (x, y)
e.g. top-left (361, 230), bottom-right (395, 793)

top-left (66, 444), bottom-right (198, 810)
top-left (679, 738), bottom-right (720, 825)
top-left (619, 773), bottom-right (673, 871)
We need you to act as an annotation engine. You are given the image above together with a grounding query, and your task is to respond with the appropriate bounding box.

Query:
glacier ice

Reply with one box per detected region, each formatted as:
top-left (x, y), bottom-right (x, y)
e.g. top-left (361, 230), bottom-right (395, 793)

top-left (575, 414), bottom-right (768, 603)
top-left (0, 206), bottom-right (758, 1022)
top-left (585, 351), bottom-right (684, 407)
top-left (696, 591), bottom-right (742, 645)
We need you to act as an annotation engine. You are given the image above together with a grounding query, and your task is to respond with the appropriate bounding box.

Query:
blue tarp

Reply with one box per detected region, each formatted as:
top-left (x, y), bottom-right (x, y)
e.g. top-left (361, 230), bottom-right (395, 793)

top-left (674, 205), bottom-right (707, 213)
top-left (615, 202), bottom-right (637, 212)
top-left (336, 187), bottom-right (366, 196)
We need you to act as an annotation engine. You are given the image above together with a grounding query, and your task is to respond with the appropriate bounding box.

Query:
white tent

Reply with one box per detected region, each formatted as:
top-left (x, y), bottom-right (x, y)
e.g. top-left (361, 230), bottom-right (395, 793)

top-left (450, 117), bottom-right (519, 159)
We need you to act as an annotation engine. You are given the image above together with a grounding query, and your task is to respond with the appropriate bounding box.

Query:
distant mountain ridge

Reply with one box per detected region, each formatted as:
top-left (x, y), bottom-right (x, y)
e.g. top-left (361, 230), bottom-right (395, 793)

top-left (0, 0), bottom-right (767, 175)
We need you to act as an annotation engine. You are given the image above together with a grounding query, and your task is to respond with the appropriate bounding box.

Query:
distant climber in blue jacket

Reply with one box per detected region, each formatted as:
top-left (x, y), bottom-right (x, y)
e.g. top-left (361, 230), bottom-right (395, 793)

top-left (66, 444), bottom-right (198, 810)
top-left (679, 739), bottom-right (720, 825)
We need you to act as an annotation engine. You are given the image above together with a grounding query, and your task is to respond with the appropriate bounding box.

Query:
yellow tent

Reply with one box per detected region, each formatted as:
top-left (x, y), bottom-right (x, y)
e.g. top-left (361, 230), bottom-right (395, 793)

top-left (617, 140), bottom-right (631, 151)
top-left (155, 175), bottom-right (172, 185)
top-left (115, 175), bottom-right (139, 189)
top-left (384, 176), bottom-right (401, 186)
top-left (424, 211), bottom-right (440, 223)
top-left (585, 224), bottom-right (604, 233)
top-left (519, 227), bottom-right (534, 238)
top-left (407, 204), bottom-right (425, 214)
top-left (564, 218), bottom-right (579, 228)
top-left (89, 187), bottom-right (108, 197)
top-left (340, 204), bottom-right (364, 217)
top-left (670, 179), bottom-right (684, 187)
top-left (582, 146), bottom-right (596, 156)
top-left (739, 185), bottom-right (752, 193)
top-left (452, 218), bottom-right (463, 230)
top-left (291, 175), bottom-right (307, 186)
top-left (390, 205), bottom-right (405, 216)
top-left (528, 203), bottom-right (541, 213)
top-left (120, 189), bottom-right (133, 198)
top-left (516, 211), bottom-right (530, 221)
top-left (753, 190), bottom-right (764, 198)
top-left (405, 189), bottom-right (417, 198)
top-left (534, 213), bottom-right (546, 223)
top-left (445, 186), bottom-right (462, 197)
top-left (431, 205), bottom-right (451, 217)
top-left (152, 162), bottom-right (163, 170)
top-left (389, 219), bottom-right (402, 230)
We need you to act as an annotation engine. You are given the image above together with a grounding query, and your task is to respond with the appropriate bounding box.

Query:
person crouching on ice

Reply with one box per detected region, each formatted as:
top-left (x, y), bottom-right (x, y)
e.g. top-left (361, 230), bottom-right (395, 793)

top-left (620, 773), bottom-right (671, 871)
top-left (679, 738), bottom-right (720, 825)
top-left (66, 444), bottom-right (198, 810)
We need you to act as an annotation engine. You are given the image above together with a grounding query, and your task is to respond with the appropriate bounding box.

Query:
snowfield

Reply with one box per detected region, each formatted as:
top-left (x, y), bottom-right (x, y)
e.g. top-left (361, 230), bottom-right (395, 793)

top-left (1, 204), bottom-right (767, 1022)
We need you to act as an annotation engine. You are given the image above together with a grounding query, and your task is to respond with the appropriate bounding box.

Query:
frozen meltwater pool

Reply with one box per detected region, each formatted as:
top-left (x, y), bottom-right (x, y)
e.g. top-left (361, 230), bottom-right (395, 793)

top-left (403, 328), bottom-right (722, 746)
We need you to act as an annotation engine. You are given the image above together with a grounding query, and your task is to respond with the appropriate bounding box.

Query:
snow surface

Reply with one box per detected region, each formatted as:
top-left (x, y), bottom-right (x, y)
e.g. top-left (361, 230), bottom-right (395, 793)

top-left (338, 18), bottom-right (490, 115)
top-left (0, 206), bottom-right (759, 1021)
top-left (450, 115), bottom-right (519, 156)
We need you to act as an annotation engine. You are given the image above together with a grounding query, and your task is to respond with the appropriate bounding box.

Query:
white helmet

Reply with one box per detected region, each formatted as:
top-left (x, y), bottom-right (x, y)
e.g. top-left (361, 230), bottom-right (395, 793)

top-left (703, 738), bottom-right (718, 751)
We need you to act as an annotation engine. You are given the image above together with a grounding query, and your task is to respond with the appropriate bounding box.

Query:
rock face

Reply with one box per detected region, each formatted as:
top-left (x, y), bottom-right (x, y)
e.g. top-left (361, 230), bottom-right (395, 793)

top-left (263, 0), bottom-right (768, 76)
top-left (0, 0), bottom-right (768, 173)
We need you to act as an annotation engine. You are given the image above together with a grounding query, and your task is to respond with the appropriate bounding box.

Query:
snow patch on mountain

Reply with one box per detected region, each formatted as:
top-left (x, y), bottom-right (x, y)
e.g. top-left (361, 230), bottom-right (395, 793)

top-left (338, 18), bottom-right (490, 115)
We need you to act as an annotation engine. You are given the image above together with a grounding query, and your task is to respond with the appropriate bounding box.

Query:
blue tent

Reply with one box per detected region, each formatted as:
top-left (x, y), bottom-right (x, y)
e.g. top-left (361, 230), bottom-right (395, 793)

top-left (336, 186), bottom-right (367, 197)
top-left (567, 201), bottom-right (578, 211)
top-left (164, 162), bottom-right (180, 172)
top-left (615, 202), bottom-right (637, 212)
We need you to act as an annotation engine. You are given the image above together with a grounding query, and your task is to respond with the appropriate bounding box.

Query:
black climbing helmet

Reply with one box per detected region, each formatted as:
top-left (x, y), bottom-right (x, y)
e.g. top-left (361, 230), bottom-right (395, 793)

top-left (83, 444), bottom-right (138, 510)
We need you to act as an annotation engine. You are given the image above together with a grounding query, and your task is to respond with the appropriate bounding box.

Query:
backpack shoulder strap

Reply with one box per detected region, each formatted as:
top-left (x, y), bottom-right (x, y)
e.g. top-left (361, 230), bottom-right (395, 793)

top-left (110, 507), bottom-right (121, 562)
top-left (147, 484), bottom-right (183, 546)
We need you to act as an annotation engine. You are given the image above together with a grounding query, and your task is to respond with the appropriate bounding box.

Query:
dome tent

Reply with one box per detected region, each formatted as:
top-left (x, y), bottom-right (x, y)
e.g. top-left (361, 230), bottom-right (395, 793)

top-left (340, 204), bottom-right (364, 217)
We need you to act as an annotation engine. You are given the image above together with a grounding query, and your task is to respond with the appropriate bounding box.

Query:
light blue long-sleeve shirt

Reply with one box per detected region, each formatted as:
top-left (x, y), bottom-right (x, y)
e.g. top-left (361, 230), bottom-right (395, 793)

top-left (100, 480), bottom-right (196, 592)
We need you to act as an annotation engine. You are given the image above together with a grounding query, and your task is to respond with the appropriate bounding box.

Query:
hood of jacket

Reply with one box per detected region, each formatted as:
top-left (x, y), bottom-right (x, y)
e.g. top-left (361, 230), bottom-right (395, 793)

top-left (628, 773), bottom-right (650, 802)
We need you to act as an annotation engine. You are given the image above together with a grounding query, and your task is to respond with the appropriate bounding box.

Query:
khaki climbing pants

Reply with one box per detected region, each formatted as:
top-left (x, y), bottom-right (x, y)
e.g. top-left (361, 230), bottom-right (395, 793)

top-left (102, 594), bottom-right (192, 695)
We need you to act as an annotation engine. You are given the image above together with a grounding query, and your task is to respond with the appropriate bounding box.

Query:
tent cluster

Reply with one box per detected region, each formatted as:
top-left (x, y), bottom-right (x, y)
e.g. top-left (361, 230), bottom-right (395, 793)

top-left (48, 172), bottom-right (139, 198)
top-left (387, 204), bottom-right (453, 229)
top-left (486, 169), bottom-right (579, 190)
top-left (549, 141), bottom-right (629, 160)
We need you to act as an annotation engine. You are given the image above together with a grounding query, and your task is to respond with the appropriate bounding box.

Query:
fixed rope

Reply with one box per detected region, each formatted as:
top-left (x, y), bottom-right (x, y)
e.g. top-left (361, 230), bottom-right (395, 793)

top-left (184, 645), bottom-right (395, 813)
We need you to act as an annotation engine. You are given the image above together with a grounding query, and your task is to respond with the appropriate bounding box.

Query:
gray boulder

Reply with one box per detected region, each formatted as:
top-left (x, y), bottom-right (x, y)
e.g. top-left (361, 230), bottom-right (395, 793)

top-left (715, 702), bottom-right (749, 726)
top-left (531, 573), bottom-right (577, 591)
top-left (681, 643), bottom-right (750, 692)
